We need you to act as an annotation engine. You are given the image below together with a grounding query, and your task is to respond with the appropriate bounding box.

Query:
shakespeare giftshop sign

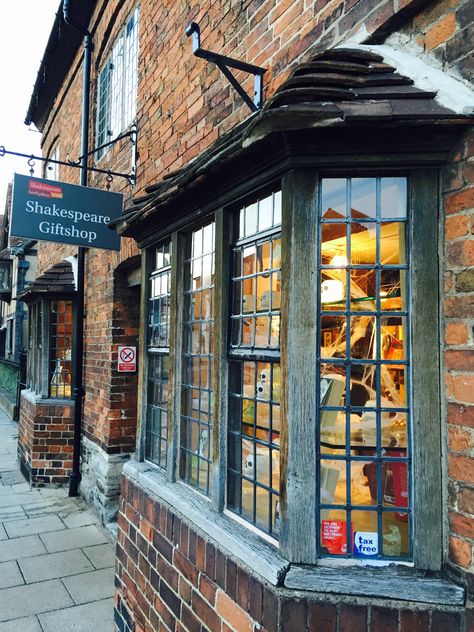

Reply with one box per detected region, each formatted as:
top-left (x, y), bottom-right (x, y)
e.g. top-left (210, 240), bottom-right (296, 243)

top-left (11, 174), bottom-right (123, 250)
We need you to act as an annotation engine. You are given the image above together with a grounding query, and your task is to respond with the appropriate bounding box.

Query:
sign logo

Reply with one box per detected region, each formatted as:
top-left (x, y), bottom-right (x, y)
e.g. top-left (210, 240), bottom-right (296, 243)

top-left (321, 520), bottom-right (347, 555)
top-left (118, 346), bottom-right (137, 373)
top-left (28, 180), bottom-right (63, 199)
top-left (11, 174), bottom-right (122, 250)
top-left (353, 531), bottom-right (379, 557)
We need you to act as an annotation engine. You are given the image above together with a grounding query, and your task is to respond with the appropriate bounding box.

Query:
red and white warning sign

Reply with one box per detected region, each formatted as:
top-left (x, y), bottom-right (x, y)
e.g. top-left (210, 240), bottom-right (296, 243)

top-left (118, 346), bottom-right (137, 373)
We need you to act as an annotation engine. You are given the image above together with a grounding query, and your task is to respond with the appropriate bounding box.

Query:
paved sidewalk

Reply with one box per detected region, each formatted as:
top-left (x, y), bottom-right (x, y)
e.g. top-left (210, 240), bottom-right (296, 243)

top-left (0, 409), bottom-right (116, 631)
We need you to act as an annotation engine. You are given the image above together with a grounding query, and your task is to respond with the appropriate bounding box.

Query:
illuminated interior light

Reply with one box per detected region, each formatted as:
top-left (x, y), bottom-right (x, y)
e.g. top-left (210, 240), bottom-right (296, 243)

top-left (321, 279), bottom-right (344, 304)
top-left (330, 254), bottom-right (348, 267)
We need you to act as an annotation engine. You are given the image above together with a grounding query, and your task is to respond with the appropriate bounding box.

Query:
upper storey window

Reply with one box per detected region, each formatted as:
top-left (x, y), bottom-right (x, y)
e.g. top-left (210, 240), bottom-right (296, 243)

top-left (96, 6), bottom-right (139, 159)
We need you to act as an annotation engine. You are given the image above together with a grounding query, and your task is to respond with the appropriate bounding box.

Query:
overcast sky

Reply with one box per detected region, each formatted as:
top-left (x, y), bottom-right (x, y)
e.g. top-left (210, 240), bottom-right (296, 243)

top-left (0, 0), bottom-right (60, 209)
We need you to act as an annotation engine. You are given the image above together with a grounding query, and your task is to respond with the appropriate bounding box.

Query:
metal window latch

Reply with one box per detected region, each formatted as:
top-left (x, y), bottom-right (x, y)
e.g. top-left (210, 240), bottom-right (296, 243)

top-left (185, 22), bottom-right (266, 112)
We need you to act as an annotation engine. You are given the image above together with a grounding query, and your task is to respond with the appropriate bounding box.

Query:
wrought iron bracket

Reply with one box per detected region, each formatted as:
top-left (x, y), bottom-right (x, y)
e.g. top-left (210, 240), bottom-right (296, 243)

top-left (185, 22), bottom-right (266, 112)
top-left (0, 126), bottom-right (137, 186)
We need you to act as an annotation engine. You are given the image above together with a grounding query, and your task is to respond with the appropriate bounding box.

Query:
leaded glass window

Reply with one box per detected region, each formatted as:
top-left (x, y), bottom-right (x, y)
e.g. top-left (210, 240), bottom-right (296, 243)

top-left (179, 222), bottom-right (215, 495)
top-left (318, 176), bottom-right (410, 559)
top-left (145, 242), bottom-right (171, 468)
top-left (96, 6), bottom-right (139, 159)
top-left (228, 190), bottom-right (281, 537)
top-left (49, 300), bottom-right (72, 399)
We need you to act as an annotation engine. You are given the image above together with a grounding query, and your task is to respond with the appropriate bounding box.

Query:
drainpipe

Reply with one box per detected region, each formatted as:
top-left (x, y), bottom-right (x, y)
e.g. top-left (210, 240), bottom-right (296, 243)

top-left (14, 258), bottom-right (29, 363)
top-left (63, 0), bottom-right (92, 497)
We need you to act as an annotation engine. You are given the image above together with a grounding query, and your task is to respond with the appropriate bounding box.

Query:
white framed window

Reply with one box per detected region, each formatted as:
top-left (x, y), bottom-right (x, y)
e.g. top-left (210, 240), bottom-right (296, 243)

top-left (96, 6), bottom-right (139, 159)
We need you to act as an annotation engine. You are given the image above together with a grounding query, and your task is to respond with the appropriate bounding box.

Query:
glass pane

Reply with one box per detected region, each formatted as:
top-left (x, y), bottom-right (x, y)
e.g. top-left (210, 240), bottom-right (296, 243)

top-left (351, 178), bottom-right (376, 219)
top-left (381, 316), bottom-right (407, 361)
top-left (272, 238), bottom-right (281, 269)
top-left (321, 316), bottom-right (346, 356)
top-left (380, 222), bottom-right (406, 265)
top-left (256, 276), bottom-right (270, 311)
top-left (321, 223), bottom-right (347, 266)
top-left (271, 272), bottom-right (281, 310)
top-left (353, 460), bottom-right (377, 506)
top-left (257, 241), bottom-right (271, 273)
top-left (321, 459), bottom-right (346, 505)
top-left (321, 272), bottom-right (346, 307)
top-left (321, 178), bottom-right (346, 219)
top-left (381, 178), bottom-right (407, 219)
top-left (380, 269), bottom-right (406, 311)
top-left (350, 269), bottom-right (376, 311)
top-left (351, 223), bottom-right (376, 265)
top-left (382, 512), bottom-right (410, 557)
top-left (258, 195), bottom-right (273, 232)
top-left (382, 367), bottom-right (407, 408)
top-left (270, 315), bottom-right (280, 347)
top-left (242, 278), bottom-right (255, 314)
top-left (382, 457), bottom-right (408, 508)
top-left (321, 514), bottom-right (348, 555)
top-left (242, 319), bottom-right (254, 346)
top-left (352, 511), bottom-right (378, 557)
top-left (245, 203), bottom-right (258, 236)
top-left (203, 223), bottom-right (214, 254)
top-left (350, 316), bottom-right (376, 360)
top-left (243, 246), bottom-right (256, 276)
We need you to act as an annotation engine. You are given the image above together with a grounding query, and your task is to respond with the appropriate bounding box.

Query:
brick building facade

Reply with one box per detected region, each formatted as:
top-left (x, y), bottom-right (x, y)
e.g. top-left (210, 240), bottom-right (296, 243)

top-left (20, 0), bottom-right (474, 630)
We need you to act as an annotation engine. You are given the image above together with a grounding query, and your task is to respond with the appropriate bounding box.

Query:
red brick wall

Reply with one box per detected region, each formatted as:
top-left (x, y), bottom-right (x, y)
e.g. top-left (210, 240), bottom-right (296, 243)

top-left (18, 392), bottom-right (74, 486)
top-left (116, 477), bottom-right (471, 632)
top-left (443, 129), bottom-right (474, 589)
top-left (82, 255), bottom-right (139, 454)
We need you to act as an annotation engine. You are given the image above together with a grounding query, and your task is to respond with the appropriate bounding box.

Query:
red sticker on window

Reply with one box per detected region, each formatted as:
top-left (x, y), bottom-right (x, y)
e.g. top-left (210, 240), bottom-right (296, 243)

top-left (322, 520), bottom-right (347, 554)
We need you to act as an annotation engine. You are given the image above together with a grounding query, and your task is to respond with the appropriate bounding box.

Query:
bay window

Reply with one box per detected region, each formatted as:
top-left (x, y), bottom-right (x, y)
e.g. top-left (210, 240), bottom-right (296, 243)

top-left (140, 167), bottom-right (440, 574)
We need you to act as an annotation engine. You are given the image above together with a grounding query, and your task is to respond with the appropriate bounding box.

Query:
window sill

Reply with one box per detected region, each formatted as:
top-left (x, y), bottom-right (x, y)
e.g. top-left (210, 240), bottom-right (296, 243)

top-left (21, 389), bottom-right (74, 406)
top-left (124, 459), bottom-right (465, 606)
top-left (284, 565), bottom-right (465, 606)
top-left (123, 459), bottom-right (289, 585)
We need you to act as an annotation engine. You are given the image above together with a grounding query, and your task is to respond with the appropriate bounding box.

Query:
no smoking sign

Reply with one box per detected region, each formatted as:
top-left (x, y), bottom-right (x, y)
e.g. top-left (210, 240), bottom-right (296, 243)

top-left (118, 346), bottom-right (137, 373)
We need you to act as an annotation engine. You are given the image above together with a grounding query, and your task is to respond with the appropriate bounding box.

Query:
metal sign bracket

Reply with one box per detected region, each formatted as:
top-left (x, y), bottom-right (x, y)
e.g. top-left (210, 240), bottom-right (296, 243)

top-left (185, 22), bottom-right (266, 112)
top-left (0, 125), bottom-right (137, 186)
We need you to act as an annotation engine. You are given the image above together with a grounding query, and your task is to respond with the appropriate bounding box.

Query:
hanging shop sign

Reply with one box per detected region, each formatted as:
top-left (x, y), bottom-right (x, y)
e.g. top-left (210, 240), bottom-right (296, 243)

top-left (10, 174), bottom-right (123, 250)
top-left (118, 346), bottom-right (137, 372)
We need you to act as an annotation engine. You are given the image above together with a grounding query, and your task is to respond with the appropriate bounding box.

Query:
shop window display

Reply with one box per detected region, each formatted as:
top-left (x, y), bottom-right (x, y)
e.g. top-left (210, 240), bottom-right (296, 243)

top-left (318, 177), bottom-right (410, 559)
top-left (228, 191), bottom-right (281, 537)
top-left (49, 300), bottom-right (72, 399)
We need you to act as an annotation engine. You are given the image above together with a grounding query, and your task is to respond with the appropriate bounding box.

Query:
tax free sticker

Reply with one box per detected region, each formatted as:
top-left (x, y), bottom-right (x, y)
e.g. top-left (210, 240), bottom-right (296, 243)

top-left (353, 531), bottom-right (379, 557)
